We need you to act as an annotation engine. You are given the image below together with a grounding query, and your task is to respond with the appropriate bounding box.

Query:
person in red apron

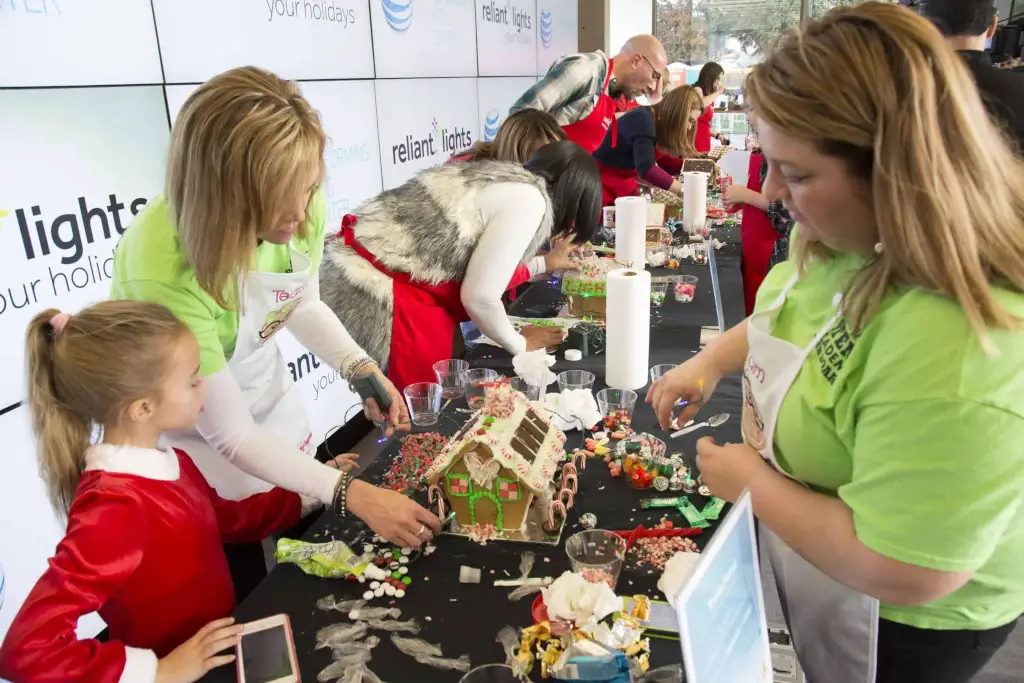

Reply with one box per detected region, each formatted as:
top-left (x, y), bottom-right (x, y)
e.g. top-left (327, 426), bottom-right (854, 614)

top-left (319, 140), bottom-right (602, 391)
top-left (693, 62), bottom-right (729, 153)
top-left (509, 36), bottom-right (668, 154)
top-left (592, 85), bottom-right (702, 205)
top-left (730, 150), bottom-right (781, 315)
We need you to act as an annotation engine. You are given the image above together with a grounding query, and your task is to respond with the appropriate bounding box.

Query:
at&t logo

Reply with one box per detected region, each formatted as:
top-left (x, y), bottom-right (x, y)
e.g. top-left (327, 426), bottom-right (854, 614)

top-left (540, 9), bottom-right (553, 47)
top-left (382, 0), bottom-right (412, 31)
top-left (483, 110), bottom-right (500, 142)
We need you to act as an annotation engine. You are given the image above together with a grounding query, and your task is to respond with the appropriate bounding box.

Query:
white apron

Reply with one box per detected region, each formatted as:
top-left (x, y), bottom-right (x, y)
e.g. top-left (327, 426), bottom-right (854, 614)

top-left (164, 245), bottom-right (316, 500)
top-left (741, 275), bottom-right (879, 683)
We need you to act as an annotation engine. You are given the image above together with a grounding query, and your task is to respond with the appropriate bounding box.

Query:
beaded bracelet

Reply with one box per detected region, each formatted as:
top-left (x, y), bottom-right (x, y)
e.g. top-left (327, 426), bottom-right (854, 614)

top-left (332, 470), bottom-right (352, 517)
top-left (345, 356), bottom-right (377, 380)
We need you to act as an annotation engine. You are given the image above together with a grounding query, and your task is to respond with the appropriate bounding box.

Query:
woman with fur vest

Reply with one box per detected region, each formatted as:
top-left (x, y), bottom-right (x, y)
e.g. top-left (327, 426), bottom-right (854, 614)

top-left (320, 140), bottom-right (602, 390)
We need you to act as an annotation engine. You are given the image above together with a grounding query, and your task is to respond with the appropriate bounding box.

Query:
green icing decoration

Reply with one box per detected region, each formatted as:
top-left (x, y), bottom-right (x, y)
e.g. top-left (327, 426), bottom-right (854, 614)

top-left (468, 490), bottom-right (504, 529)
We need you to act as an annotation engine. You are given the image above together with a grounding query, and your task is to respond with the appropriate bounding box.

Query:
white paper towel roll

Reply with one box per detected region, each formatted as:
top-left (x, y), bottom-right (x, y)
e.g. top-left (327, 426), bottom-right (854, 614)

top-left (605, 268), bottom-right (651, 390)
top-left (614, 196), bottom-right (647, 269)
top-left (682, 172), bottom-right (707, 228)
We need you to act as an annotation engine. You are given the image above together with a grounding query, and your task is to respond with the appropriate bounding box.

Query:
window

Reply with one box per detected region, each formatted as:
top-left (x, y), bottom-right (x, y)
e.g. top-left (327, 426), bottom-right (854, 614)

top-left (448, 473), bottom-right (471, 497)
top-left (496, 478), bottom-right (522, 502)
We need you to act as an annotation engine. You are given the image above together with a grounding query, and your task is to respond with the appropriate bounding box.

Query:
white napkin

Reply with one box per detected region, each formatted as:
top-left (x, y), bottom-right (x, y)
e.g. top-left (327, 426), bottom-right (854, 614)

top-left (657, 551), bottom-right (702, 606)
top-left (542, 390), bottom-right (601, 431)
top-left (542, 571), bottom-right (620, 632)
top-left (512, 349), bottom-right (558, 388)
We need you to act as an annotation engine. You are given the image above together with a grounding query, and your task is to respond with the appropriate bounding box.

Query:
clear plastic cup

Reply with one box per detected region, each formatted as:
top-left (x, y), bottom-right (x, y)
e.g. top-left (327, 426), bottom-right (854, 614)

top-left (673, 275), bottom-right (698, 303)
top-left (508, 377), bottom-right (542, 401)
top-left (596, 388), bottom-right (637, 424)
top-left (433, 359), bottom-right (469, 399)
top-left (557, 370), bottom-right (595, 393)
top-left (403, 382), bottom-right (443, 426)
top-left (692, 241), bottom-right (708, 265)
top-left (650, 280), bottom-right (668, 308)
top-left (564, 529), bottom-right (627, 590)
top-left (459, 664), bottom-right (522, 683)
top-left (462, 368), bottom-right (499, 410)
top-left (650, 364), bottom-right (676, 383)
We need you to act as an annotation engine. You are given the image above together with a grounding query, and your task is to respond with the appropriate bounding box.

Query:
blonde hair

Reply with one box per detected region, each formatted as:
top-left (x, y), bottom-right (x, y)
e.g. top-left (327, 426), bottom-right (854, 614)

top-left (652, 85), bottom-right (701, 158)
top-left (26, 301), bottom-right (190, 518)
top-left (459, 109), bottom-right (566, 163)
top-left (746, 2), bottom-right (1024, 346)
top-left (167, 66), bottom-right (326, 309)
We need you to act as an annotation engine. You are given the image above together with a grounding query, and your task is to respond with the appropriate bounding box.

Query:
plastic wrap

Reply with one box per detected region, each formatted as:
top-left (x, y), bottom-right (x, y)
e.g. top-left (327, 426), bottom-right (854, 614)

top-left (316, 649), bottom-right (372, 682)
top-left (331, 635), bottom-right (380, 660)
top-left (349, 607), bottom-right (402, 621)
top-left (507, 551), bottom-right (539, 601)
top-left (497, 626), bottom-right (533, 678)
top-left (508, 582), bottom-right (545, 601)
top-left (276, 538), bottom-right (370, 579)
top-left (416, 654), bottom-right (472, 672)
top-left (361, 667), bottom-right (386, 683)
top-left (315, 621), bottom-right (370, 650)
top-left (635, 664), bottom-right (684, 682)
top-left (390, 634), bottom-right (443, 659)
top-left (365, 617), bottom-right (421, 633)
top-left (317, 595), bottom-right (366, 613)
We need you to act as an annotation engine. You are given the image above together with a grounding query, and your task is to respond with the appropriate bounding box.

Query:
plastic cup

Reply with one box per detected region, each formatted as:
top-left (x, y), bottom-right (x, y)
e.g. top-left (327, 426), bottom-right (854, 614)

top-left (459, 664), bottom-right (523, 683)
top-left (650, 281), bottom-right (668, 308)
top-left (403, 382), bottom-right (442, 426)
top-left (596, 388), bottom-right (637, 424)
top-left (564, 529), bottom-right (627, 590)
top-left (692, 241), bottom-right (708, 265)
top-left (508, 377), bottom-right (542, 401)
top-left (650, 364), bottom-right (676, 383)
top-left (674, 275), bottom-right (698, 303)
top-left (462, 368), bottom-right (499, 410)
top-left (433, 359), bottom-right (469, 399)
top-left (557, 370), bottom-right (595, 393)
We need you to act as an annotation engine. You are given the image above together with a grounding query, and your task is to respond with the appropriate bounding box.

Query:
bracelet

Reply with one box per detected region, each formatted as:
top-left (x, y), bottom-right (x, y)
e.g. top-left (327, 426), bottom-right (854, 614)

top-left (345, 356), bottom-right (377, 380)
top-left (331, 470), bottom-right (353, 517)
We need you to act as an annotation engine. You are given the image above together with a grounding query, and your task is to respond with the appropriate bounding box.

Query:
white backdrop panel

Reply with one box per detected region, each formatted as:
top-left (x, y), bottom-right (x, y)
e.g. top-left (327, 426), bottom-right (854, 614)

top-left (477, 77), bottom-right (538, 141)
top-left (0, 0), bottom-right (162, 87)
top-left (0, 86), bottom-right (169, 410)
top-left (374, 78), bottom-right (479, 188)
top-left (475, 0), bottom-right (538, 77)
top-left (151, 0), bottom-right (375, 83)
top-left (370, 0), bottom-right (477, 78)
top-left (535, 0), bottom-right (578, 75)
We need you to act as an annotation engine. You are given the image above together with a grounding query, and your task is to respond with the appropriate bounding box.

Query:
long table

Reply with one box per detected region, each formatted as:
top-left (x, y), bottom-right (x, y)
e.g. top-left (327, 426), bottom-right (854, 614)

top-left (202, 226), bottom-right (746, 683)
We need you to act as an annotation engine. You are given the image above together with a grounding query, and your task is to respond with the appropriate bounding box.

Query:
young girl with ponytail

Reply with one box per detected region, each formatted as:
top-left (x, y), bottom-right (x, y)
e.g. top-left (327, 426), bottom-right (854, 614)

top-left (0, 301), bottom-right (313, 683)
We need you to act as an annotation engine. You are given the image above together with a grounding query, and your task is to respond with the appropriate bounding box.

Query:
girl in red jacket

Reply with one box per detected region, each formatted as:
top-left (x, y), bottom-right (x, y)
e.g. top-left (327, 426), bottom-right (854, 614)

top-left (0, 300), bottom-right (314, 683)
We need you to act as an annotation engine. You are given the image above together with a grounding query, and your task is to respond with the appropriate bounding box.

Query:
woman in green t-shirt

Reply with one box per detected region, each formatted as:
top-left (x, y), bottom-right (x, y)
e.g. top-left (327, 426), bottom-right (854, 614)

top-left (649, 5), bottom-right (1024, 683)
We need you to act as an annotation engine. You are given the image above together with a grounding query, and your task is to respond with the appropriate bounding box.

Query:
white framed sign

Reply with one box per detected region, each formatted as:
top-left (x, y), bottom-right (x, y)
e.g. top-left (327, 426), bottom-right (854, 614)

top-left (0, 0), bottom-right (162, 87)
top-left (0, 86), bottom-right (170, 410)
top-left (370, 0), bottom-right (477, 78)
top-left (477, 77), bottom-right (538, 141)
top-left (374, 78), bottom-right (478, 188)
top-left (151, 0), bottom-right (374, 83)
top-left (535, 0), bottom-right (578, 76)
top-left (475, 0), bottom-right (538, 77)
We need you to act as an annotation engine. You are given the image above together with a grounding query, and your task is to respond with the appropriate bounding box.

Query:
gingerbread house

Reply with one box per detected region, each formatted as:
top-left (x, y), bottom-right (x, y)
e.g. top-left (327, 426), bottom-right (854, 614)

top-left (424, 384), bottom-right (566, 533)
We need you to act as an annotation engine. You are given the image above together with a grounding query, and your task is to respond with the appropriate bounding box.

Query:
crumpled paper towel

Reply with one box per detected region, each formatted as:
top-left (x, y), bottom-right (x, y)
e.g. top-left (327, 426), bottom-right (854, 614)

top-left (542, 390), bottom-right (601, 431)
top-left (542, 571), bottom-right (621, 633)
top-left (646, 251), bottom-right (667, 267)
top-left (513, 349), bottom-right (557, 388)
top-left (657, 551), bottom-right (702, 606)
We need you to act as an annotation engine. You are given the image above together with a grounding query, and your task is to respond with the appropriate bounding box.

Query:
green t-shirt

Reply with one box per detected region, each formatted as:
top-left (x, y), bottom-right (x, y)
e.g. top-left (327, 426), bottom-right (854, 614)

top-left (756, 253), bottom-right (1024, 632)
top-left (110, 193), bottom-right (328, 376)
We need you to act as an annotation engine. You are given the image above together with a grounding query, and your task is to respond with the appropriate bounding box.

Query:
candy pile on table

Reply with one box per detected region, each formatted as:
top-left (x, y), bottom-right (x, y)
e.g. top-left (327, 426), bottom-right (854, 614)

top-left (674, 281), bottom-right (696, 303)
top-left (381, 433), bottom-right (448, 494)
top-left (665, 258), bottom-right (680, 270)
top-left (354, 540), bottom-right (438, 600)
top-left (628, 519), bottom-right (701, 571)
top-left (650, 289), bottom-right (666, 307)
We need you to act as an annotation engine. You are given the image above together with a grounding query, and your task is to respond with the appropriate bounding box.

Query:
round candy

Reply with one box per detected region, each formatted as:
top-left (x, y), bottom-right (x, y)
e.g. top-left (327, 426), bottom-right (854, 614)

top-left (390, 562), bottom-right (400, 569)
top-left (579, 512), bottom-right (598, 530)
top-left (402, 576), bottom-right (412, 585)
top-left (384, 585), bottom-right (396, 596)
top-left (399, 566), bottom-right (409, 575)
top-left (370, 581), bottom-right (381, 590)
top-left (399, 556), bottom-right (409, 565)
top-left (653, 476), bottom-right (670, 492)
top-left (401, 548), bottom-right (412, 556)
top-left (698, 485), bottom-right (712, 497)
top-left (373, 588), bottom-right (384, 597)
top-left (348, 610), bottom-right (361, 620)
top-left (396, 590), bottom-right (406, 598)
top-left (362, 591), bottom-right (375, 601)
top-left (363, 544), bottom-right (375, 554)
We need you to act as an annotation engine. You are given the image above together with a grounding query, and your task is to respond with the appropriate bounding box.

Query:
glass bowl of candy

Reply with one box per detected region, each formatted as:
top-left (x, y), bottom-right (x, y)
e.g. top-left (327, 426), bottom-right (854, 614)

top-left (673, 275), bottom-right (698, 303)
top-left (596, 389), bottom-right (638, 429)
top-left (650, 280), bottom-right (668, 307)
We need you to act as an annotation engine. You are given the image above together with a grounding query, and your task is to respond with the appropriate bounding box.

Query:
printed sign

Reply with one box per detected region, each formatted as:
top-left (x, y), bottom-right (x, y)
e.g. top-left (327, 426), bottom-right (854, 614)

top-left (475, 0), bottom-right (537, 77)
top-left (535, 0), bottom-right (577, 75)
top-left (370, 0), bottom-right (477, 78)
top-left (477, 77), bottom-right (539, 141)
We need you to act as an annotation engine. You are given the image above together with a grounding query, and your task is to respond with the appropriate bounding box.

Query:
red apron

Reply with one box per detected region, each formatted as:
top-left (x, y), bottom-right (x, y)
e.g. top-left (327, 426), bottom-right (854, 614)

top-left (339, 217), bottom-right (532, 390)
top-left (562, 58), bottom-right (619, 154)
top-left (695, 103), bottom-right (713, 153)
top-left (739, 153), bottom-right (778, 315)
top-left (596, 161), bottom-right (638, 206)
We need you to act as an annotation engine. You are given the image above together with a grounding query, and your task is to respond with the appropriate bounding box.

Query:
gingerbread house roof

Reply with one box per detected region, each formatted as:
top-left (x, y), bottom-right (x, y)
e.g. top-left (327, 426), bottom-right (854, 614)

top-left (424, 383), bottom-right (567, 494)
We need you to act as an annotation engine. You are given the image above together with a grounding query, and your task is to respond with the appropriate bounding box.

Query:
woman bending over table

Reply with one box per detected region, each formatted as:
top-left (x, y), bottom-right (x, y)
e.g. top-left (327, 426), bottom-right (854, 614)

top-left (319, 140), bottom-right (601, 391)
top-left (450, 109), bottom-right (565, 163)
top-left (648, 5), bottom-right (1024, 683)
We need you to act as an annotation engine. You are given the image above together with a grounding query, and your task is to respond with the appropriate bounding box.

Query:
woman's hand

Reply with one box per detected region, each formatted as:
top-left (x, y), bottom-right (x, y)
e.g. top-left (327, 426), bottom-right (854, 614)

top-left (325, 453), bottom-right (360, 473)
top-left (646, 355), bottom-right (722, 430)
top-left (695, 438), bottom-right (772, 503)
top-left (353, 364), bottom-right (410, 435)
top-left (543, 235), bottom-right (583, 272)
top-left (724, 185), bottom-right (752, 206)
top-left (521, 325), bottom-right (565, 351)
top-left (156, 618), bottom-right (241, 683)
top-left (347, 480), bottom-right (442, 548)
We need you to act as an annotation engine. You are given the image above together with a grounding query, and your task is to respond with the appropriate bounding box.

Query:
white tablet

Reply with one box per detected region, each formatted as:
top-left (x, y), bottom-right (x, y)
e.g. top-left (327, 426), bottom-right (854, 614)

top-left (236, 614), bottom-right (300, 683)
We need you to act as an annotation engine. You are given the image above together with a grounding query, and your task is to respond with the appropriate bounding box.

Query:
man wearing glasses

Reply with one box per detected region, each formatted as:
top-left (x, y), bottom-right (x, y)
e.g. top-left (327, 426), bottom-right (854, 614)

top-left (510, 35), bottom-right (668, 153)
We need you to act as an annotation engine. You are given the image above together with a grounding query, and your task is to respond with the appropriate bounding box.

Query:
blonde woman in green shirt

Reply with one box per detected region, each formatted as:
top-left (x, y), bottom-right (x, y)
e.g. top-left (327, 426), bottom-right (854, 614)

top-left (111, 68), bottom-right (441, 596)
top-left (648, 5), bottom-right (1024, 683)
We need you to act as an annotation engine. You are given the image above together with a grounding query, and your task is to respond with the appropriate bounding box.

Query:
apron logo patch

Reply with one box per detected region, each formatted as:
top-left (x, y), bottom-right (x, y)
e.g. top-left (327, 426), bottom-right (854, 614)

top-left (742, 381), bottom-right (767, 452)
top-left (746, 356), bottom-right (767, 384)
top-left (259, 300), bottom-right (299, 346)
top-left (815, 318), bottom-right (856, 385)
top-left (273, 283), bottom-right (307, 304)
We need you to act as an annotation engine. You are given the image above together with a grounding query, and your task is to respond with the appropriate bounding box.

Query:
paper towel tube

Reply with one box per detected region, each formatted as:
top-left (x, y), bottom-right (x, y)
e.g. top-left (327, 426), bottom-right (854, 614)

top-left (682, 172), bottom-right (707, 230)
top-left (605, 268), bottom-right (651, 390)
top-left (614, 196), bottom-right (647, 269)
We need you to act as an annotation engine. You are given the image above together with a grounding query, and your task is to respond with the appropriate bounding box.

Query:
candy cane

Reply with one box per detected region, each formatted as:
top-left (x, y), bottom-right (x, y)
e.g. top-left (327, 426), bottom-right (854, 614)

top-left (563, 473), bottom-right (578, 495)
top-left (428, 484), bottom-right (446, 519)
top-left (559, 487), bottom-right (575, 509)
top-left (562, 463), bottom-right (577, 481)
top-left (548, 499), bottom-right (567, 529)
top-left (573, 450), bottom-right (587, 471)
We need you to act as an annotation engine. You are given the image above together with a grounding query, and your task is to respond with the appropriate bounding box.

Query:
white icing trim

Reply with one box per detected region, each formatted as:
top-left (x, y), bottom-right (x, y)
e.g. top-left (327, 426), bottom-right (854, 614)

top-left (120, 646), bottom-right (158, 683)
top-left (84, 445), bottom-right (180, 481)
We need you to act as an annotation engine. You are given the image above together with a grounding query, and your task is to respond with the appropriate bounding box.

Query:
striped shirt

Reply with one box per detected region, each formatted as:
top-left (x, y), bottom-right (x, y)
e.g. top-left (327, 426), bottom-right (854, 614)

top-left (510, 51), bottom-right (611, 126)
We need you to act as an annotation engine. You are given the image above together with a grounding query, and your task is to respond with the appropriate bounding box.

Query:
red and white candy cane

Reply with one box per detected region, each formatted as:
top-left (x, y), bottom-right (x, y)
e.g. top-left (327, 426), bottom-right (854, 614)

top-left (562, 463), bottom-right (577, 481)
top-left (573, 450), bottom-right (587, 471)
top-left (428, 484), bottom-right (446, 519)
top-left (548, 499), bottom-right (567, 529)
top-left (563, 472), bottom-right (578, 495)
top-left (559, 487), bottom-right (575, 509)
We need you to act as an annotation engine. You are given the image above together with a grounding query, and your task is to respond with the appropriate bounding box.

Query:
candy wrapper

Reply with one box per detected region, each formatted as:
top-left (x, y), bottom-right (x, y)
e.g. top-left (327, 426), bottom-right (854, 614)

top-left (276, 538), bottom-right (370, 579)
top-left (317, 595), bottom-right (366, 613)
top-left (366, 617), bottom-right (420, 634)
top-left (416, 655), bottom-right (472, 672)
top-left (390, 634), bottom-right (471, 672)
top-left (541, 572), bottom-right (620, 633)
top-left (316, 622), bottom-right (369, 650)
top-left (317, 649), bottom-right (372, 682)
top-left (498, 625), bottom-right (534, 677)
top-left (513, 349), bottom-right (558, 389)
top-left (331, 635), bottom-right (381, 659)
top-left (549, 639), bottom-right (632, 683)
top-left (350, 606), bottom-right (402, 621)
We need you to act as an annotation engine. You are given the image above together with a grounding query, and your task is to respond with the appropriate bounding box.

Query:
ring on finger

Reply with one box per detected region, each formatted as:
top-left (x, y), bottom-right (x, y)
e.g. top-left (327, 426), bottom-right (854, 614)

top-left (417, 524), bottom-right (426, 537)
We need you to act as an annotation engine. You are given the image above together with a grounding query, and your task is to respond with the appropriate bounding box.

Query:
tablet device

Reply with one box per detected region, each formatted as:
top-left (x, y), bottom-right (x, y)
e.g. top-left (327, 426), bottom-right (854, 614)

top-left (236, 614), bottom-right (300, 683)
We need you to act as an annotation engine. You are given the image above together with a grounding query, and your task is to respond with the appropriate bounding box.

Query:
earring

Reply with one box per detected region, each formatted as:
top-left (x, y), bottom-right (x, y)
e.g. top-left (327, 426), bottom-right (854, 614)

top-left (874, 242), bottom-right (884, 254)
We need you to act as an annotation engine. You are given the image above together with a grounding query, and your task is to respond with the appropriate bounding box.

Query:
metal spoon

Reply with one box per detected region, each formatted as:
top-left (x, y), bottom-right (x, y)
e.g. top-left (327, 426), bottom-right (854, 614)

top-left (670, 412), bottom-right (730, 439)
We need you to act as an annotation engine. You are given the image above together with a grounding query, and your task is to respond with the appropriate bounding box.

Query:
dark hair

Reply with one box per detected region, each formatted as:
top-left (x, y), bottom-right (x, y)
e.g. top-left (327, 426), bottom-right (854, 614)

top-left (919, 0), bottom-right (994, 36)
top-left (459, 110), bottom-right (566, 163)
top-left (695, 62), bottom-right (725, 96)
top-left (524, 140), bottom-right (601, 244)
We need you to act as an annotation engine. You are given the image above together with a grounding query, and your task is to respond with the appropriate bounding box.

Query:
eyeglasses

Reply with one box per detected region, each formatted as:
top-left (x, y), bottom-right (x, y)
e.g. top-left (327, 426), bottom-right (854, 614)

top-left (640, 55), bottom-right (662, 83)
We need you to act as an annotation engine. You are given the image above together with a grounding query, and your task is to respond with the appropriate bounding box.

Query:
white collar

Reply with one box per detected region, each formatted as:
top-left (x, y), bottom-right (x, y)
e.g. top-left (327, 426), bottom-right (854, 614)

top-left (83, 444), bottom-right (180, 481)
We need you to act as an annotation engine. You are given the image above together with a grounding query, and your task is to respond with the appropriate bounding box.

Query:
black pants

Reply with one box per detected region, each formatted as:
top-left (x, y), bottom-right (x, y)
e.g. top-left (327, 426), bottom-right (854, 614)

top-left (875, 617), bottom-right (1018, 683)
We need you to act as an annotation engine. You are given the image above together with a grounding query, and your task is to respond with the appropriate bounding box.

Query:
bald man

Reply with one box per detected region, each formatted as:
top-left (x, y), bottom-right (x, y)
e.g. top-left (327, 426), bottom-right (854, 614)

top-left (510, 35), bottom-right (668, 153)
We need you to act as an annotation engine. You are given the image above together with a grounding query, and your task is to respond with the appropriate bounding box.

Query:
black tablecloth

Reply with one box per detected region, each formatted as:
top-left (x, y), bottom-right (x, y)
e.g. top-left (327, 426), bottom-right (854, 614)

top-left (202, 226), bottom-right (745, 683)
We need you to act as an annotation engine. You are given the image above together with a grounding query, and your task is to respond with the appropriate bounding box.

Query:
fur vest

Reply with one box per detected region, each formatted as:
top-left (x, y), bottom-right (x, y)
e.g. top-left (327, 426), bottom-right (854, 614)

top-left (320, 161), bottom-right (555, 367)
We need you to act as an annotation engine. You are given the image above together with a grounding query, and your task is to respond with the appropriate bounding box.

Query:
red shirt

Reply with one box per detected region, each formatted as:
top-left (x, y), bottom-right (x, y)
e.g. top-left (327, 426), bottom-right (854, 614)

top-left (0, 448), bottom-right (301, 683)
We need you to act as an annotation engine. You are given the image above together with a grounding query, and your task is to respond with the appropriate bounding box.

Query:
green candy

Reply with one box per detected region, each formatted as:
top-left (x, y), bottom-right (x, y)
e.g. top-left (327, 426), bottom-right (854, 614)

top-left (402, 576), bottom-right (412, 585)
top-left (391, 571), bottom-right (402, 580)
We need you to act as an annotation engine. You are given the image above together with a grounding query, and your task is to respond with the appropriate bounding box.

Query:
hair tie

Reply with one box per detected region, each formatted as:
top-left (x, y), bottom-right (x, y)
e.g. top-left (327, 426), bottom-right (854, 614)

top-left (49, 313), bottom-right (71, 337)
